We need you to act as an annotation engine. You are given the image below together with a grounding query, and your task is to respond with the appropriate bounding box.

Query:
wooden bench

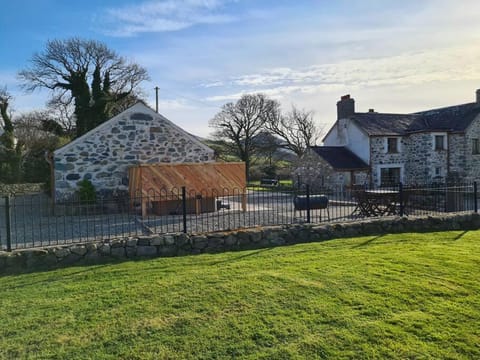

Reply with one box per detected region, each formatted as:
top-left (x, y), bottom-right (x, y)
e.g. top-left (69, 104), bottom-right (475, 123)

top-left (260, 179), bottom-right (279, 187)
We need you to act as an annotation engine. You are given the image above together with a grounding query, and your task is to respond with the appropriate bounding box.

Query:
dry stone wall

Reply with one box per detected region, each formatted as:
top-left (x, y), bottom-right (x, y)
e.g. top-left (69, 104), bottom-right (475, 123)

top-left (2, 213), bottom-right (479, 272)
top-left (0, 183), bottom-right (44, 195)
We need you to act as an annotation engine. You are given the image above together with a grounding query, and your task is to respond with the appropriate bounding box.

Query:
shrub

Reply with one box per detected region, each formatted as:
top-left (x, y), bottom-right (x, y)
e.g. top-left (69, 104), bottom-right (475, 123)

top-left (76, 179), bottom-right (96, 203)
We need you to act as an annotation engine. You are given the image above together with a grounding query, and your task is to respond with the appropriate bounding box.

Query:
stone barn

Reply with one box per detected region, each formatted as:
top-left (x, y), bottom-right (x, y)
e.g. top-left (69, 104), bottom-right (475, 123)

top-left (52, 102), bottom-right (214, 201)
top-left (293, 146), bottom-right (370, 191)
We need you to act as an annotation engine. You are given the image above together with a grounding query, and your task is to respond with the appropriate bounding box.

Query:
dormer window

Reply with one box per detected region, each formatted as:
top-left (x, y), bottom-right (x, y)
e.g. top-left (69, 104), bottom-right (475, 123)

top-left (386, 137), bottom-right (399, 153)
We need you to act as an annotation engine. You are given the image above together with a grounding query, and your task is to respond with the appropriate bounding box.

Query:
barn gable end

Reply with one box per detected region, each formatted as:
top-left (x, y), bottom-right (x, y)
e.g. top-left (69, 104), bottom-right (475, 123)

top-left (53, 102), bottom-right (214, 200)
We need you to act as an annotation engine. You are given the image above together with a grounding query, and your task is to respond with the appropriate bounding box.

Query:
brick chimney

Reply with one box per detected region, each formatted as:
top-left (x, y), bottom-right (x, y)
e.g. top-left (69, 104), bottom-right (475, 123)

top-left (337, 94), bottom-right (355, 120)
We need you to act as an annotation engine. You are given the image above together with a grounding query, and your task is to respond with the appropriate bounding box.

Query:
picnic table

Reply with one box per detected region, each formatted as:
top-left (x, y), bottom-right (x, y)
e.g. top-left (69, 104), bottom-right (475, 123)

top-left (352, 189), bottom-right (400, 217)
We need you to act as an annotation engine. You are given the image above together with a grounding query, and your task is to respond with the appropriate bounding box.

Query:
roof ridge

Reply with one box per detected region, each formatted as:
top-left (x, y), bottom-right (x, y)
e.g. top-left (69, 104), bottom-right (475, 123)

top-left (354, 112), bottom-right (413, 117)
top-left (412, 101), bottom-right (475, 115)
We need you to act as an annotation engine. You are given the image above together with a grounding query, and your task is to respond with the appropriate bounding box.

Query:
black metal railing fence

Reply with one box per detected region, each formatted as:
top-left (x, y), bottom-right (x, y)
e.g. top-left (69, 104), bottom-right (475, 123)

top-left (0, 181), bottom-right (477, 251)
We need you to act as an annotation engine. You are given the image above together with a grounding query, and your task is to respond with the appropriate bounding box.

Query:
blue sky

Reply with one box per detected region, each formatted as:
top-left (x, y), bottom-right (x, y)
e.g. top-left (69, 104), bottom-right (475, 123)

top-left (2, 0), bottom-right (480, 137)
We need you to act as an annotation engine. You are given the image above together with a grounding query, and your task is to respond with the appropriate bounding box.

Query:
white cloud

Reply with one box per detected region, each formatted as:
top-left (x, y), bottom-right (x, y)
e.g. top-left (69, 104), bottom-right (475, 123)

top-left (204, 43), bottom-right (480, 103)
top-left (101, 0), bottom-right (238, 36)
top-left (198, 80), bottom-right (224, 88)
top-left (10, 0), bottom-right (479, 139)
top-left (157, 98), bottom-right (195, 110)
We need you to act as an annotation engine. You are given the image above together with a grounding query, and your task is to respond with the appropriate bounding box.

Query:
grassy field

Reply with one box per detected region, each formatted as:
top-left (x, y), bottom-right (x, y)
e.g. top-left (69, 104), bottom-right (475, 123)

top-left (1, 231), bottom-right (479, 359)
top-left (247, 179), bottom-right (293, 191)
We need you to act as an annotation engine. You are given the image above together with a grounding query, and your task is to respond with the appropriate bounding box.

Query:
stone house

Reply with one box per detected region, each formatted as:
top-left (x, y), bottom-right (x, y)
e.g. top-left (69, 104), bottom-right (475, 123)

top-left (295, 90), bottom-right (480, 188)
top-left (294, 146), bottom-right (369, 191)
top-left (52, 102), bottom-right (214, 200)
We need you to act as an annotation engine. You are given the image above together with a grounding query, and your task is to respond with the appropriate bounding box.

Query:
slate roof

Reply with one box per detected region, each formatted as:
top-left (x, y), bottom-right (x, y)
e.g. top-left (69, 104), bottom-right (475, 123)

top-left (350, 113), bottom-right (414, 136)
top-left (350, 102), bottom-right (480, 136)
top-left (408, 103), bottom-right (480, 132)
top-left (310, 146), bottom-right (369, 170)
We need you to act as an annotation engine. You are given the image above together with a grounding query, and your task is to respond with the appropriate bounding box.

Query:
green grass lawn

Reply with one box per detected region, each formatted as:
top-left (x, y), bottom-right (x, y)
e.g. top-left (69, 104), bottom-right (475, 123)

top-left (1, 231), bottom-right (479, 359)
top-left (247, 179), bottom-right (293, 191)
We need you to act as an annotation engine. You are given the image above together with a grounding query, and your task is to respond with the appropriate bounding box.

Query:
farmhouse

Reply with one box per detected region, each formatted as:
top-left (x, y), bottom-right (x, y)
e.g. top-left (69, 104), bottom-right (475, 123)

top-left (52, 102), bottom-right (214, 200)
top-left (295, 90), bottom-right (480, 188)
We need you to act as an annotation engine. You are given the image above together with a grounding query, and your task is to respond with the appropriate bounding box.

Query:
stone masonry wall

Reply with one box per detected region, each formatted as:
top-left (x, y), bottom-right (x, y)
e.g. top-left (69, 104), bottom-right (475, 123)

top-left (371, 132), bottom-right (463, 186)
top-left (463, 113), bottom-right (480, 182)
top-left (293, 151), bottom-right (337, 191)
top-left (1, 213), bottom-right (479, 272)
top-left (370, 136), bottom-right (408, 185)
top-left (404, 133), bottom-right (432, 185)
top-left (54, 104), bottom-right (214, 200)
top-left (293, 151), bottom-right (368, 190)
top-left (449, 133), bottom-right (467, 181)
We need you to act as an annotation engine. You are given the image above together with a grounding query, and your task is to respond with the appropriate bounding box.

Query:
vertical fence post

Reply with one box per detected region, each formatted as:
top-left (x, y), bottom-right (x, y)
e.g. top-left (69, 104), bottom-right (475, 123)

top-left (306, 184), bottom-right (311, 223)
top-left (399, 182), bottom-right (404, 217)
top-left (5, 195), bottom-right (12, 252)
top-left (474, 182), bottom-right (478, 213)
top-left (181, 186), bottom-right (187, 233)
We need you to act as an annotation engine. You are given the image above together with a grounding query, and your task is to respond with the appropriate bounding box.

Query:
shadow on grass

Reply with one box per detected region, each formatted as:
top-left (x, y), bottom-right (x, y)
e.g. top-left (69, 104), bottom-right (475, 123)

top-left (208, 247), bottom-right (274, 266)
top-left (349, 230), bottom-right (472, 249)
top-left (0, 262), bottom-right (116, 290)
top-left (350, 234), bottom-right (386, 249)
top-left (0, 245), bottom-right (275, 278)
top-left (454, 231), bottom-right (469, 241)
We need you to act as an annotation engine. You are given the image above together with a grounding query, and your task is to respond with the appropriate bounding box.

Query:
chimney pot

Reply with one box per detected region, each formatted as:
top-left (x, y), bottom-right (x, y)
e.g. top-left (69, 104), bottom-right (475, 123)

top-left (368, 109), bottom-right (375, 113)
top-left (476, 89), bottom-right (480, 104)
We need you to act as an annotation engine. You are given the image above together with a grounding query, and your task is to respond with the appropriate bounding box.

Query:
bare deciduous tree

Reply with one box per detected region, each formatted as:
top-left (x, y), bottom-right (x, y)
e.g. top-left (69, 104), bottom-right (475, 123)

top-left (14, 111), bottom-right (63, 150)
top-left (19, 38), bottom-right (149, 137)
top-left (46, 98), bottom-right (76, 136)
top-left (265, 106), bottom-right (323, 157)
top-left (13, 110), bottom-right (69, 182)
top-left (209, 94), bottom-right (280, 180)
